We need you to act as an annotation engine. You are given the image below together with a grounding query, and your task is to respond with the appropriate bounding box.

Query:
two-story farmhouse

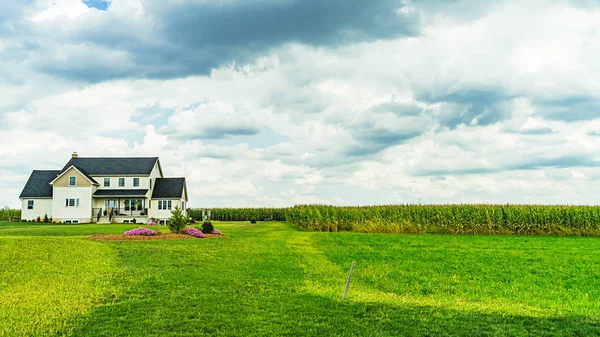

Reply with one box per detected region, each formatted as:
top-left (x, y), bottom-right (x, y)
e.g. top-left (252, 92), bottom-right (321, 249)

top-left (19, 153), bottom-right (188, 224)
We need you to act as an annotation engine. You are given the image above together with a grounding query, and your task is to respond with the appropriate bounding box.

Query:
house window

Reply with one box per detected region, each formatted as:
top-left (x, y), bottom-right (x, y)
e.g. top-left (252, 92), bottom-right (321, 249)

top-left (69, 176), bottom-right (76, 186)
top-left (158, 200), bottom-right (172, 210)
top-left (65, 198), bottom-right (79, 207)
top-left (119, 178), bottom-right (125, 187)
top-left (104, 178), bottom-right (110, 187)
top-left (150, 179), bottom-right (152, 189)
top-left (133, 178), bottom-right (139, 187)
top-left (27, 200), bottom-right (34, 209)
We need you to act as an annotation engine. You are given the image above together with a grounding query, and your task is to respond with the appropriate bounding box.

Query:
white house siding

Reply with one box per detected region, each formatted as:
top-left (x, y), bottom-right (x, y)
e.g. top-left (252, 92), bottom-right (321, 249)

top-left (52, 187), bottom-right (94, 223)
top-left (148, 199), bottom-right (186, 220)
top-left (21, 198), bottom-right (53, 220)
top-left (149, 161), bottom-right (163, 192)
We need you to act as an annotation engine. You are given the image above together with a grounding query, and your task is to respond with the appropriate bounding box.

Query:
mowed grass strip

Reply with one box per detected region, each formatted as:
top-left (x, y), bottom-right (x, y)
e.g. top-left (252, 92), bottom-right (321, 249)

top-left (1, 221), bottom-right (599, 336)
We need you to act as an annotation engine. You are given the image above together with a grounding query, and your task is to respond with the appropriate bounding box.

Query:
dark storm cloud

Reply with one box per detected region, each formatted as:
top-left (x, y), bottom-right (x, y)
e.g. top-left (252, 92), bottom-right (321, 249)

top-left (12, 0), bottom-right (420, 82)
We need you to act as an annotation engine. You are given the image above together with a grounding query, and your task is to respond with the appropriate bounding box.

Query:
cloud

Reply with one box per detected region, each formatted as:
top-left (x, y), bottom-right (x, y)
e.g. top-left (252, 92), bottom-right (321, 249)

top-left (3, 0), bottom-right (600, 208)
top-left (4, 0), bottom-right (420, 82)
top-left (160, 101), bottom-right (262, 140)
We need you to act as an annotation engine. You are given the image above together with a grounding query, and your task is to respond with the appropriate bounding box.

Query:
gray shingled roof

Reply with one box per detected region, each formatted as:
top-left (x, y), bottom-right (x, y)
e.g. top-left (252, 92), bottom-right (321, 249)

top-left (19, 170), bottom-right (61, 198)
top-left (62, 157), bottom-right (158, 175)
top-left (93, 189), bottom-right (148, 197)
top-left (152, 178), bottom-right (186, 199)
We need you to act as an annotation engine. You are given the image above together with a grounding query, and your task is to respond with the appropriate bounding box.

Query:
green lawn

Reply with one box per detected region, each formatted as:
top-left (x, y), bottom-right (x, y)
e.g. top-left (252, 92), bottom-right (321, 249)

top-left (1, 221), bottom-right (599, 336)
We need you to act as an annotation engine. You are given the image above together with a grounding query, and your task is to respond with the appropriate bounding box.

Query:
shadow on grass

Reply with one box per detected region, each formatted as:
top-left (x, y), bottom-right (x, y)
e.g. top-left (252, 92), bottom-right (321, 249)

top-left (59, 284), bottom-right (600, 337)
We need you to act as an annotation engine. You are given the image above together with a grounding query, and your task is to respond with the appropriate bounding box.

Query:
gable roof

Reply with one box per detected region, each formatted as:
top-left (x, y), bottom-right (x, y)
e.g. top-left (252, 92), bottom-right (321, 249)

top-left (19, 170), bottom-right (61, 198)
top-left (61, 157), bottom-right (159, 176)
top-left (50, 165), bottom-right (99, 185)
top-left (152, 178), bottom-right (186, 199)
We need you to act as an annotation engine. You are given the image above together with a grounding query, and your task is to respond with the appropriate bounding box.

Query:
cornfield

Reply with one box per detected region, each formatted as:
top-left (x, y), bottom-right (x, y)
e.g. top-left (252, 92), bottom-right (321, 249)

top-left (188, 208), bottom-right (288, 222)
top-left (285, 204), bottom-right (600, 235)
top-left (0, 209), bottom-right (21, 222)
top-left (186, 204), bottom-right (600, 235)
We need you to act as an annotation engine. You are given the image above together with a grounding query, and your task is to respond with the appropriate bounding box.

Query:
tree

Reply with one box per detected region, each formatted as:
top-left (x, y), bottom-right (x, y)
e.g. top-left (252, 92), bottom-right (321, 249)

top-left (169, 206), bottom-right (188, 234)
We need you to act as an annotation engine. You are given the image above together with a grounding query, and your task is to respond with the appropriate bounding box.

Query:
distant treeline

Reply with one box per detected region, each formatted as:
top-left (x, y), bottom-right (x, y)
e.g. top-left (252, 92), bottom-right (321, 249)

top-left (190, 204), bottom-right (600, 235)
top-left (0, 209), bottom-right (21, 221)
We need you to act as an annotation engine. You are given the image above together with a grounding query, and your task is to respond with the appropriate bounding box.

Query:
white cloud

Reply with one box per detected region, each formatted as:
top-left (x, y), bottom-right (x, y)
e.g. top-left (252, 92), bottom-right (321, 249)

top-left (1, 0), bottom-right (600, 208)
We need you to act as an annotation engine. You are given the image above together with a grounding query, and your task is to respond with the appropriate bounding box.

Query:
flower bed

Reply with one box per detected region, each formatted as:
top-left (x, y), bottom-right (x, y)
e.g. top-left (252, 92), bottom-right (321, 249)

top-left (124, 227), bottom-right (157, 236)
top-left (212, 229), bottom-right (223, 235)
top-left (183, 227), bottom-right (205, 238)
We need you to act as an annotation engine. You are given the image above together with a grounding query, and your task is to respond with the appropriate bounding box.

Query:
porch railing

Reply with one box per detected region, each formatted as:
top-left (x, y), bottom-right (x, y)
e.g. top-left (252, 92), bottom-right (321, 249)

top-left (92, 208), bottom-right (149, 222)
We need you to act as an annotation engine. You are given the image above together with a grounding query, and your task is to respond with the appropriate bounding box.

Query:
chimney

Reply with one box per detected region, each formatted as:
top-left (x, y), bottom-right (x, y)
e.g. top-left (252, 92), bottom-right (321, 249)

top-left (72, 152), bottom-right (78, 158)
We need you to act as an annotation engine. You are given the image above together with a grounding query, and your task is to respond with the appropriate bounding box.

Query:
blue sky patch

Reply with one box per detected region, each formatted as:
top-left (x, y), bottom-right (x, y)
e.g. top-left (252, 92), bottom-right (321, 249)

top-left (83, 0), bottom-right (109, 11)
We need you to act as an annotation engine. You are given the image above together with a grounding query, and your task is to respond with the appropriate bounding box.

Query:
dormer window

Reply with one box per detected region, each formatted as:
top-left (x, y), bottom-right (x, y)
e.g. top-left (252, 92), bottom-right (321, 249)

top-left (119, 178), bottom-right (125, 187)
top-left (133, 178), bottom-right (139, 187)
top-left (69, 176), bottom-right (76, 186)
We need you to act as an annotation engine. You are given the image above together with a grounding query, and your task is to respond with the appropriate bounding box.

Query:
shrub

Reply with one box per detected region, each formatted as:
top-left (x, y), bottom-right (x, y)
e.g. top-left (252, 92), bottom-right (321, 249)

top-left (124, 228), bottom-right (157, 236)
top-left (36, 216), bottom-right (41, 222)
top-left (147, 221), bottom-right (156, 226)
top-left (169, 206), bottom-right (188, 233)
top-left (212, 229), bottom-right (223, 235)
top-left (43, 214), bottom-right (49, 223)
top-left (201, 221), bottom-right (214, 233)
top-left (132, 218), bottom-right (137, 224)
top-left (183, 227), bottom-right (205, 238)
top-left (250, 218), bottom-right (257, 224)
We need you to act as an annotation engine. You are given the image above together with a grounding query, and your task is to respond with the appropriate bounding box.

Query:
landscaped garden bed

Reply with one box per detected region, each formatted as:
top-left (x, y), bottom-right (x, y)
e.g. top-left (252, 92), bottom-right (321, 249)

top-left (89, 233), bottom-right (224, 241)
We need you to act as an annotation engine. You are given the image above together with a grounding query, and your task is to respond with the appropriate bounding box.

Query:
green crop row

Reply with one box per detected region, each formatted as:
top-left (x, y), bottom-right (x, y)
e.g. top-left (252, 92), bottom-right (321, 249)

top-left (285, 204), bottom-right (600, 235)
top-left (190, 204), bottom-right (600, 235)
top-left (188, 208), bottom-right (287, 222)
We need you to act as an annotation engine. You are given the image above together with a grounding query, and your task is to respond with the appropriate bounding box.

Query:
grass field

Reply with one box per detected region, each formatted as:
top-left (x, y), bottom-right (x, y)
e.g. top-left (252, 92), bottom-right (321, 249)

top-left (1, 221), bottom-right (600, 336)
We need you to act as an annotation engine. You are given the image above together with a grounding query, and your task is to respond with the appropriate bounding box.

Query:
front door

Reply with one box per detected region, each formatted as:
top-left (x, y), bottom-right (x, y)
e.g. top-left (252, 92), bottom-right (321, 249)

top-left (105, 199), bottom-right (118, 209)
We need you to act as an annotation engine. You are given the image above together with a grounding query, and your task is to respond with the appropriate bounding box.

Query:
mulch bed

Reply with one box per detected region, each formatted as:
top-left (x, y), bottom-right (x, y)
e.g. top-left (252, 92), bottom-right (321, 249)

top-left (90, 233), bottom-right (225, 241)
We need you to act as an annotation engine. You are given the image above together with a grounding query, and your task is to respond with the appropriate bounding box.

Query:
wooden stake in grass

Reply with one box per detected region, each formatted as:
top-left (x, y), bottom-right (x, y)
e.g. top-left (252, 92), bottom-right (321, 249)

top-left (343, 261), bottom-right (356, 300)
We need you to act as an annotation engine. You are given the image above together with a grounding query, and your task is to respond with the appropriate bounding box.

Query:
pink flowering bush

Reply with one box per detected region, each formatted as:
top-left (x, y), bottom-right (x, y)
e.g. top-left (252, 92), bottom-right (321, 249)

top-left (212, 229), bottom-right (223, 235)
top-left (147, 221), bottom-right (156, 226)
top-left (183, 227), bottom-right (205, 238)
top-left (124, 227), bottom-right (157, 236)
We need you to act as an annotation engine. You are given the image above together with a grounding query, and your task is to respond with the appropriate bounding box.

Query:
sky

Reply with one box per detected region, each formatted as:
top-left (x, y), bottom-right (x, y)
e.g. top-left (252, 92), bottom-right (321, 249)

top-left (1, 0), bottom-right (600, 208)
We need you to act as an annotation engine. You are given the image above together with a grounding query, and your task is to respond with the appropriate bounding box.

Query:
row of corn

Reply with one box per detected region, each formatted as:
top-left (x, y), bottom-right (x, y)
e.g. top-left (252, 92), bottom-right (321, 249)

top-left (191, 204), bottom-right (600, 235)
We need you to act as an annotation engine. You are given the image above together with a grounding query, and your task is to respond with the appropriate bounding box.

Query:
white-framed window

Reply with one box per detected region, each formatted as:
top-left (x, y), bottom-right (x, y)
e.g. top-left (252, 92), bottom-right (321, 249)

top-left (158, 200), bottom-right (172, 210)
top-left (65, 198), bottom-right (79, 207)
top-left (69, 176), bottom-right (76, 186)
top-left (119, 178), bottom-right (125, 187)
top-left (65, 220), bottom-right (79, 224)
top-left (27, 200), bottom-right (34, 209)
top-left (123, 220), bottom-right (130, 224)
top-left (104, 178), bottom-right (110, 187)
top-left (133, 178), bottom-right (139, 187)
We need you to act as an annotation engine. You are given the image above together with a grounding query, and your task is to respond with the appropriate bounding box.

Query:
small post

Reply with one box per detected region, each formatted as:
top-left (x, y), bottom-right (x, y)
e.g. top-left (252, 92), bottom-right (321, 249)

top-left (343, 261), bottom-right (356, 300)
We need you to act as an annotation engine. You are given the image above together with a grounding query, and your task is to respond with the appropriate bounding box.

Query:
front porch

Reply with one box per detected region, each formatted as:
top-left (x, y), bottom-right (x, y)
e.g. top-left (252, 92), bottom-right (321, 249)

top-left (92, 191), bottom-right (150, 223)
